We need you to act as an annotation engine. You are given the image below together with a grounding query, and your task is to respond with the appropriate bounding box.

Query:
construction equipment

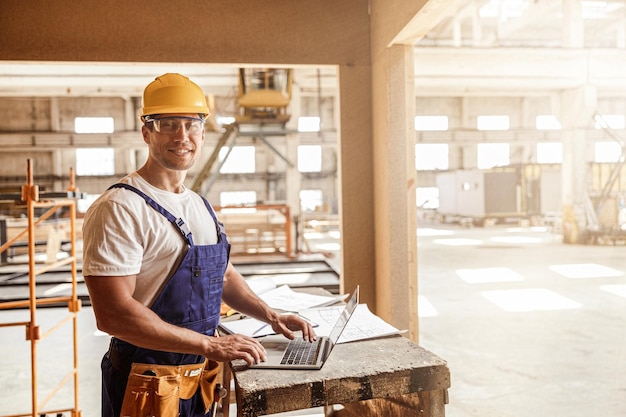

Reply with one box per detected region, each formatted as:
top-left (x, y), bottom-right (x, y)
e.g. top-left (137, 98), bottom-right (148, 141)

top-left (583, 114), bottom-right (626, 243)
top-left (190, 123), bottom-right (239, 193)
top-left (592, 115), bottom-right (626, 222)
top-left (235, 68), bottom-right (292, 125)
top-left (190, 68), bottom-right (294, 194)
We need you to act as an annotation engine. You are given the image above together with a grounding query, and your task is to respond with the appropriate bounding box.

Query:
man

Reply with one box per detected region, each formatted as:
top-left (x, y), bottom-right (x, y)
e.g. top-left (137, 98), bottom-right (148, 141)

top-left (82, 73), bottom-right (315, 417)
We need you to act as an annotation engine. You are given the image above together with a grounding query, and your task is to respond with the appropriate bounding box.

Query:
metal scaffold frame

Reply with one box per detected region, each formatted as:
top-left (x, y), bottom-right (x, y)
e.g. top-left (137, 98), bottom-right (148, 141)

top-left (0, 160), bottom-right (82, 417)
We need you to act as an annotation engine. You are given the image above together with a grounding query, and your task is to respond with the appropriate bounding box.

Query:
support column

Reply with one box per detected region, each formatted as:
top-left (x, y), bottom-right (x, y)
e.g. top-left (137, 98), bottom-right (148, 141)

top-left (337, 64), bottom-right (376, 308)
top-left (50, 97), bottom-right (60, 132)
top-left (562, 0), bottom-right (584, 48)
top-left (52, 150), bottom-right (63, 191)
top-left (559, 85), bottom-right (596, 243)
top-left (371, 44), bottom-right (418, 341)
top-left (285, 132), bottom-right (300, 257)
top-left (285, 85), bottom-right (301, 256)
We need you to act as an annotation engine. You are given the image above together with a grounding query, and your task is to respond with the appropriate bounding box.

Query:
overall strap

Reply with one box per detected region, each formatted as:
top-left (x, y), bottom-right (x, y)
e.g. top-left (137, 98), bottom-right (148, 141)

top-left (108, 183), bottom-right (194, 246)
top-left (198, 195), bottom-right (228, 243)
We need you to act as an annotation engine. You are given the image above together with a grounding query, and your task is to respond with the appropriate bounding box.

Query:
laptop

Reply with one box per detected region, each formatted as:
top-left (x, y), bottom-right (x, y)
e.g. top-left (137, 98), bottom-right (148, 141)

top-left (250, 286), bottom-right (359, 370)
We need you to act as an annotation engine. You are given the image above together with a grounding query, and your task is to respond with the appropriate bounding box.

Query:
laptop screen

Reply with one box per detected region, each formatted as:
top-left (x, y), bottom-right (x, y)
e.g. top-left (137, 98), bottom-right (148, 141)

top-left (328, 286), bottom-right (359, 344)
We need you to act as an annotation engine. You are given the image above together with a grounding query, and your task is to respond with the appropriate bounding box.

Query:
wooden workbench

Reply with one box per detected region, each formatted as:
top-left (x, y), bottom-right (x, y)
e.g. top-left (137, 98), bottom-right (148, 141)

top-left (229, 335), bottom-right (450, 417)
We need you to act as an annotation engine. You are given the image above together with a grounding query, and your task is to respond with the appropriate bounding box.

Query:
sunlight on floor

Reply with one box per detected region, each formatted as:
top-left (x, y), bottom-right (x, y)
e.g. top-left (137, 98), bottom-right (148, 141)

top-left (456, 267), bottom-right (525, 284)
top-left (601, 284), bottom-right (626, 298)
top-left (481, 288), bottom-right (581, 312)
top-left (433, 238), bottom-right (482, 246)
top-left (417, 228), bottom-right (456, 237)
top-left (489, 236), bottom-right (543, 244)
top-left (549, 263), bottom-right (624, 279)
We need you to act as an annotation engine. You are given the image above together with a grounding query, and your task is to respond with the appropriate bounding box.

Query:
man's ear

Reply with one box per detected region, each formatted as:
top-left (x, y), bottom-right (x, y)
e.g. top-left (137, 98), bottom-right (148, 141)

top-left (141, 125), bottom-right (150, 144)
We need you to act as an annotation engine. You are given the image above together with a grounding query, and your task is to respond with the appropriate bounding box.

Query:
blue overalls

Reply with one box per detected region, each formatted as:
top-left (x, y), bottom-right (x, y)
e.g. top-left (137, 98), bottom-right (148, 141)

top-left (100, 183), bottom-right (230, 417)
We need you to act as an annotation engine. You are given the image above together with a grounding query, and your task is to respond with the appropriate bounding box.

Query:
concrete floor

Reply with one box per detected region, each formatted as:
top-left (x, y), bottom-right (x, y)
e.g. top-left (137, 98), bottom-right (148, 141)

top-left (1, 223), bottom-right (625, 416)
top-left (417, 222), bottom-right (626, 417)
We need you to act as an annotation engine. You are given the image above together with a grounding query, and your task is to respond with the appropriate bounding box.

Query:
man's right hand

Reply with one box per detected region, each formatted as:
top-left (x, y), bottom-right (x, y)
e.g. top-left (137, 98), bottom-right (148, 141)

top-left (206, 334), bottom-right (267, 366)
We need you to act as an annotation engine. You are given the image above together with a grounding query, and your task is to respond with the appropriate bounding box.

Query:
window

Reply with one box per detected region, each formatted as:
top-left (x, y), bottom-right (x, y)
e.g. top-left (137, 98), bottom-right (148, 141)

top-left (300, 189), bottom-right (323, 212)
top-left (594, 114), bottom-right (625, 130)
top-left (477, 143), bottom-right (510, 169)
top-left (298, 117), bottom-right (321, 132)
top-left (536, 115), bottom-right (562, 130)
top-left (298, 145), bottom-right (322, 172)
top-left (75, 148), bottom-right (115, 176)
top-left (582, 1), bottom-right (623, 19)
top-left (537, 142), bottom-right (563, 164)
top-left (218, 146), bottom-right (255, 173)
top-left (219, 191), bottom-right (257, 209)
top-left (417, 187), bottom-right (439, 209)
top-left (477, 115), bottom-right (510, 131)
top-left (594, 141), bottom-right (624, 163)
top-left (414, 116), bottom-right (448, 131)
top-left (480, 0), bottom-right (528, 19)
top-left (216, 116), bottom-right (236, 126)
top-left (74, 117), bottom-right (114, 133)
top-left (415, 144), bottom-right (448, 170)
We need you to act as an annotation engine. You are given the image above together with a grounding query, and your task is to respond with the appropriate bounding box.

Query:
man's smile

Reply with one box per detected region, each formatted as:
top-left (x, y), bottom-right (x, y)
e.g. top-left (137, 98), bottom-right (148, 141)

top-left (172, 148), bottom-right (193, 156)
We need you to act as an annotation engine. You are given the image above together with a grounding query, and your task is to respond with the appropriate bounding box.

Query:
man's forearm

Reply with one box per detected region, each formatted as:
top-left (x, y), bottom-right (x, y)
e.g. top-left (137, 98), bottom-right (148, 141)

top-left (221, 263), bottom-right (280, 325)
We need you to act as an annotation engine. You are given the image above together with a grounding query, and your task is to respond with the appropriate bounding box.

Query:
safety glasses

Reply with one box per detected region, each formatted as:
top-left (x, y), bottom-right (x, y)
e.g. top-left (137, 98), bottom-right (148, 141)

top-left (145, 116), bottom-right (205, 136)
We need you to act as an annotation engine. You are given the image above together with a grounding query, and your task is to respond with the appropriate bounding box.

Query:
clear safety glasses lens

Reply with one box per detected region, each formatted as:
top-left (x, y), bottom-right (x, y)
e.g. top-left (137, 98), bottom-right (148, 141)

top-left (149, 117), bottom-right (205, 135)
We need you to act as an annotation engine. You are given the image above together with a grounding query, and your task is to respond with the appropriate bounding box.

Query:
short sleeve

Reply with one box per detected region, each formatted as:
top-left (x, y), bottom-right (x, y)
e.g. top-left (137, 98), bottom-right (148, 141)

top-left (82, 197), bottom-right (144, 277)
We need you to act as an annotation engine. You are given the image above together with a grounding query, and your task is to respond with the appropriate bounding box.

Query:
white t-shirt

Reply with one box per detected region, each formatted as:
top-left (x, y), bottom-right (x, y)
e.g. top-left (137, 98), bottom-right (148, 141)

top-left (82, 172), bottom-right (219, 305)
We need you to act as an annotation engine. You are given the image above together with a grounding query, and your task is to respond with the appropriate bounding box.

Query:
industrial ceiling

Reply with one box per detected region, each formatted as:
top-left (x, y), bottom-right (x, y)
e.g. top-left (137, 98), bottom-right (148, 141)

top-left (1, 0), bottom-right (625, 99)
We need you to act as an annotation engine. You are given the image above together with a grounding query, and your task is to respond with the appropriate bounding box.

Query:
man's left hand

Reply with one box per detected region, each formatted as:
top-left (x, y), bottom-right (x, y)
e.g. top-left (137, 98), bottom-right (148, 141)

top-left (270, 314), bottom-right (316, 342)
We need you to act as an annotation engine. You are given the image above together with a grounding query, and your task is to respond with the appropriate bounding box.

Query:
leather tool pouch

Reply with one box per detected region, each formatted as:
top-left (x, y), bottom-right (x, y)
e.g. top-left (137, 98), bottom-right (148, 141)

top-left (120, 361), bottom-right (206, 417)
top-left (200, 360), bottom-right (221, 413)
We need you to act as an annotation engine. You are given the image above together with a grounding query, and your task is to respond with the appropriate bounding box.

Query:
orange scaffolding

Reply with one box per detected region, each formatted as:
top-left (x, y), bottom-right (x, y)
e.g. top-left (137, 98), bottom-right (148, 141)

top-left (0, 160), bottom-right (82, 417)
top-left (214, 204), bottom-right (293, 258)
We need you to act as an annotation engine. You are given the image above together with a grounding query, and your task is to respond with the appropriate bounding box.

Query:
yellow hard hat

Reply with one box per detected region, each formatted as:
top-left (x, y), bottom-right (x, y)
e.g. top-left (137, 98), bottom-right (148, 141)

top-left (140, 73), bottom-right (210, 119)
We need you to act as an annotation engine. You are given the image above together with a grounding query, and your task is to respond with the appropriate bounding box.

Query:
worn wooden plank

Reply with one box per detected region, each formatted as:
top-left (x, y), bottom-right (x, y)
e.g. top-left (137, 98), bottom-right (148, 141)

top-left (231, 335), bottom-right (450, 417)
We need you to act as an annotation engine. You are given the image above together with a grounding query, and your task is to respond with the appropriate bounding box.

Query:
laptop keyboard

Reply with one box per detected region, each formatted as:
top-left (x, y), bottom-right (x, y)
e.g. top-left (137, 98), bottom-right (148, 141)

top-left (280, 338), bottom-right (321, 365)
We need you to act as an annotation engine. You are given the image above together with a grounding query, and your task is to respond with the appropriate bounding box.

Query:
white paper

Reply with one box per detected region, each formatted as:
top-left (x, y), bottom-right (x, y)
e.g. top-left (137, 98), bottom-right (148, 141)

top-left (219, 313), bottom-right (320, 338)
top-left (218, 317), bottom-right (276, 337)
top-left (257, 285), bottom-right (344, 312)
top-left (219, 303), bottom-right (399, 343)
top-left (298, 304), bottom-right (402, 344)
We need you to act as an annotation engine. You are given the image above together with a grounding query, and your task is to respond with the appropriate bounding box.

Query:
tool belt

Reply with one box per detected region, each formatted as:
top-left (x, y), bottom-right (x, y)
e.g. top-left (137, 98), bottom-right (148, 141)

top-left (110, 347), bottom-right (221, 417)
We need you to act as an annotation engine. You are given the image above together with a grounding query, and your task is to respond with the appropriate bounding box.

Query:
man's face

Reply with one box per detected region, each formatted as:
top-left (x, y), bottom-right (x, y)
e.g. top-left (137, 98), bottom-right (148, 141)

top-left (142, 113), bottom-right (205, 171)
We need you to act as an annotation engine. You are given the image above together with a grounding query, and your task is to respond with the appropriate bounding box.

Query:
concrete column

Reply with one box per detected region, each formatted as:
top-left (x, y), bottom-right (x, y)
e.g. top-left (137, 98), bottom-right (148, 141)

top-left (124, 97), bottom-right (136, 131)
top-left (50, 98), bottom-right (60, 132)
top-left (52, 150), bottom-right (63, 191)
top-left (371, 44), bottom-right (418, 341)
top-left (562, 0), bottom-right (584, 48)
top-left (285, 133), bottom-right (300, 257)
top-left (287, 81), bottom-right (301, 133)
top-left (120, 148), bottom-right (136, 177)
top-left (337, 64), bottom-right (376, 308)
top-left (285, 83), bottom-right (301, 256)
top-left (559, 85), bottom-right (597, 243)
top-left (461, 97), bottom-right (471, 128)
